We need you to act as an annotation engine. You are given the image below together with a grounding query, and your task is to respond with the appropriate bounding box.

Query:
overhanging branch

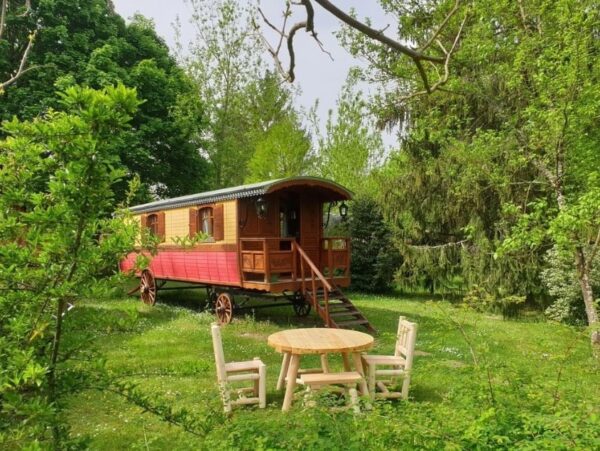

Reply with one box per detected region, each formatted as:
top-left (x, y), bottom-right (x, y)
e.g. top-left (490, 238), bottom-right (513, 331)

top-left (257, 0), bottom-right (466, 94)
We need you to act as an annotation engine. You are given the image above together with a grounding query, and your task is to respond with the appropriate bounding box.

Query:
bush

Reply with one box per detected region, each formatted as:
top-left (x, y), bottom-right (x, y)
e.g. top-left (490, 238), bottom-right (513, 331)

top-left (346, 196), bottom-right (401, 292)
top-left (541, 246), bottom-right (596, 324)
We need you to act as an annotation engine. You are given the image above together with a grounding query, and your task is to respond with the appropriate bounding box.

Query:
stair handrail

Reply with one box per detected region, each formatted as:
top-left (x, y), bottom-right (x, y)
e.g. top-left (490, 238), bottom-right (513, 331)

top-left (293, 241), bottom-right (332, 326)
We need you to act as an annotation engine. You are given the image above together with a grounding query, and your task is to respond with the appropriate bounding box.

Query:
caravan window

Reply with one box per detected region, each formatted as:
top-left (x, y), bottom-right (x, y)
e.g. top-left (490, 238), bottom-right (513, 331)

top-left (199, 207), bottom-right (213, 235)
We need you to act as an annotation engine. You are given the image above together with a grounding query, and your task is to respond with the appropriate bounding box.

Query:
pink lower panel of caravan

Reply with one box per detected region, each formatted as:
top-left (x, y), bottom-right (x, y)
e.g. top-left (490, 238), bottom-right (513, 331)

top-left (120, 250), bottom-right (241, 285)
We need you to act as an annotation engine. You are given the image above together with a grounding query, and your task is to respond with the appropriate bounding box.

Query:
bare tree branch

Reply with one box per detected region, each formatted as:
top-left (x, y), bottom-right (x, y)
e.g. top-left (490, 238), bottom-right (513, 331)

top-left (286, 21), bottom-right (306, 82)
top-left (398, 11), bottom-right (468, 101)
top-left (419, 0), bottom-right (460, 51)
top-left (1, 31), bottom-right (37, 92)
top-left (256, 0), bottom-right (333, 82)
top-left (257, 0), bottom-right (466, 94)
top-left (313, 0), bottom-right (444, 63)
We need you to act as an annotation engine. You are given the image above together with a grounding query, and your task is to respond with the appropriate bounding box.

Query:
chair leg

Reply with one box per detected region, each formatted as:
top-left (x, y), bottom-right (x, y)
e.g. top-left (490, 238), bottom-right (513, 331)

top-left (303, 386), bottom-right (316, 408)
top-left (258, 363), bottom-right (267, 408)
top-left (253, 357), bottom-right (261, 396)
top-left (320, 354), bottom-right (330, 373)
top-left (348, 387), bottom-right (360, 414)
top-left (367, 363), bottom-right (376, 399)
top-left (401, 374), bottom-right (410, 400)
top-left (277, 353), bottom-right (291, 391)
top-left (219, 382), bottom-right (232, 413)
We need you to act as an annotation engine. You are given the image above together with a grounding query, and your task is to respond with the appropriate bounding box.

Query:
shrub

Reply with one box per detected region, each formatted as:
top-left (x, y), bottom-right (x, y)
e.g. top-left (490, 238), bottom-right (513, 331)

top-left (346, 196), bottom-right (401, 292)
top-left (541, 246), bottom-right (596, 324)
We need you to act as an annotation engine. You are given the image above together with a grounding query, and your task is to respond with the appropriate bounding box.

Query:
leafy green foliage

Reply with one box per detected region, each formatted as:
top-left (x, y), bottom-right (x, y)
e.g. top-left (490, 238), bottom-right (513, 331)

top-left (341, 0), bottom-right (600, 332)
top-left (347, 197), bottom-right (400, 292)
top-left (0, 1), bottom-right (209, 200)
top-left (246, 115), bottom-right (313, 182)
top-left (0, 84), bottom-right (140, 447)
top-left (183, 1), bottom-right (310, 187)
top-left (541, 246), bottom-right (599, 324)
top-left (317, 79), bottom-right (384, 195)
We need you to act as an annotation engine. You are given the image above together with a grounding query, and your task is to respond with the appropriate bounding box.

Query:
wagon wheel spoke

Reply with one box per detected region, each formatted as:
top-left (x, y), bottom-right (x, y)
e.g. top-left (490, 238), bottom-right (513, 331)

top-left (140, 270), bottom-right (157, 306)
top-left (292, 292), bottom-right (311, 317)
top-left (215, 292), bottom-right (234, 324)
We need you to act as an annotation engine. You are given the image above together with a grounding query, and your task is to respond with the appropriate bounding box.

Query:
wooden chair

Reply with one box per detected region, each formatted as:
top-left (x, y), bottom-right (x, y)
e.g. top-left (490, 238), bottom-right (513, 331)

top-left (298, 371), bottom-right (363, 413)
top-left (361, 316), bottom-right (417, 400)
top-left (211, 323), bottom-right (266, 413)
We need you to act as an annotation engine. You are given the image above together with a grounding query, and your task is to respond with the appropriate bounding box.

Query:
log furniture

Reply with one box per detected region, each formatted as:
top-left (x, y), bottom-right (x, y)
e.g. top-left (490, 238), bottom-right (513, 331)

top-left (211, 323), bottom-right (267, 413)
top-left (361, 316), bottom-right (418, 399)
top-left (298, 372), bottom-right (362, 414)
top-left (267, 328), bottom-right (374, 411)
top-left (121, 177), bottom-right (375, 332)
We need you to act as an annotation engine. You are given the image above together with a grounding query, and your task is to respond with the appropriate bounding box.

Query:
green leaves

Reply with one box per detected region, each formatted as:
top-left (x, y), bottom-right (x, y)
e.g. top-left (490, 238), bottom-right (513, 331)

top-left (0, 84), bottom-right (140, 446)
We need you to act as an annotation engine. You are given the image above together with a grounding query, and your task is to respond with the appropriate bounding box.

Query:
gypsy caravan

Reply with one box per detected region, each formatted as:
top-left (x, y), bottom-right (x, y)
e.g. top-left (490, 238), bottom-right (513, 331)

top-left (120, 177), bottom-right (373, 332)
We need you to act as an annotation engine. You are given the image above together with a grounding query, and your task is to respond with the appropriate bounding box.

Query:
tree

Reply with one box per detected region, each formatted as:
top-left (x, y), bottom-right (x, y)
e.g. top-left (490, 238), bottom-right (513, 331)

top-left (0, 85), bottom-right (139, 447)
top-left (183, 0), bottom-right (262, 188)
top-left (0, 1), bottom-right (209, 200)
top-left (342, 1), bottom-right (600, 345)
top-left (348, 196), bottom-right (400, 292)
top-left (183, 1), bottom-right (312, 187)
top-left (0, 0), bottom-right (36, 93)
top-left (246, 114), bottom-right (313, 182)
top-left (317, 80), bottom-right (384, 195)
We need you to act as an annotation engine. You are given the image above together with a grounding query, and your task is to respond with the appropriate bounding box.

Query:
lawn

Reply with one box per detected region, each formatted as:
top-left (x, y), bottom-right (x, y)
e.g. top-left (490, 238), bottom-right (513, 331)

top-left (64, 288), bottom-right (600, 450)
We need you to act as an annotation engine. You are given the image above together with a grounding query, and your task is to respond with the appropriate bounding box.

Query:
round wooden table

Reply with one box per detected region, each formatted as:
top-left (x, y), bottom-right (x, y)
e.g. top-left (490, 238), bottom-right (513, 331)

top-left (268, 328), bottom-right (374, 411)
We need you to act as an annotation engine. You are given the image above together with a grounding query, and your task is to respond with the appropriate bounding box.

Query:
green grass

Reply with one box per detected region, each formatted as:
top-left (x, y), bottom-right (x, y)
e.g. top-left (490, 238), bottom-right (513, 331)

top-left (64, 288), bottom-right (600, 450)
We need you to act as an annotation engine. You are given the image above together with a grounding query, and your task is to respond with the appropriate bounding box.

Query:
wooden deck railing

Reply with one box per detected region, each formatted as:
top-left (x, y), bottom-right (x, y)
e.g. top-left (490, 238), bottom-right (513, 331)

top-left (239, 237), bottom-right (352, 328)
top-left (240, 238), bottom-right (296, 284)
top-left (295, 241), bottom-right (333, 327)
top-left (239, 237), bottom-right (350, 290)
top-left (321, 237), bottom-right (350, 285)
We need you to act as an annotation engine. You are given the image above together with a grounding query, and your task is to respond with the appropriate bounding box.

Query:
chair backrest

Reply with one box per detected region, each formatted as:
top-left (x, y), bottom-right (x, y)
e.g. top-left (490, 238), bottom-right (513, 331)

top-left (394, 316), bottom-right (418, 370)
top-left (211, 323), bottom-right (227, 382)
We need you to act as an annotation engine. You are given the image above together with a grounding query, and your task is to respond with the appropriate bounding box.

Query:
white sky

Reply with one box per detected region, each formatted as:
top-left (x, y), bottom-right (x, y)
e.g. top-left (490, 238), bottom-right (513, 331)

top-left (111, 0), bottom-right (396, 146)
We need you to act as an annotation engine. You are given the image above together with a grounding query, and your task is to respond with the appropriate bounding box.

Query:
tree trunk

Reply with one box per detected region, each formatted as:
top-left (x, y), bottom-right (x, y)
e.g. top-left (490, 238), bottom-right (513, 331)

top-left (575, 247), bottom-right (600, 348)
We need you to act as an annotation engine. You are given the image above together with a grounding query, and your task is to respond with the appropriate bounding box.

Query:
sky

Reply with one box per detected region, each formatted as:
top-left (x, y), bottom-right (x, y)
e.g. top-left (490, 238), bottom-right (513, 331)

top-left (111, 0), bottom-right (396, 146)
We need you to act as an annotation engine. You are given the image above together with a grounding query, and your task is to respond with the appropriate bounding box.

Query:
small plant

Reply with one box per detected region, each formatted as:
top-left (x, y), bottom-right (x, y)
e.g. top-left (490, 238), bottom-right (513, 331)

top-left (170, 232), bottom-right (211, 247)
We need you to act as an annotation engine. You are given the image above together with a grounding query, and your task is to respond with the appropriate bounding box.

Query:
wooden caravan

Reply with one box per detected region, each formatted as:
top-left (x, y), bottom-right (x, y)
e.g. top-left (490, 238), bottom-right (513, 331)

top-left (120, 177), bottom-right (374, 332)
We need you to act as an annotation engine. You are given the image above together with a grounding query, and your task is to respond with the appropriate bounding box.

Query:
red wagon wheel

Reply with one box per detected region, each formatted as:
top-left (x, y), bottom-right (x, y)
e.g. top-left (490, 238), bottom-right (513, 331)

top-left (215, 292), bottom-right (234, 324)
top-left (140, 270), bottom-right (157, 306)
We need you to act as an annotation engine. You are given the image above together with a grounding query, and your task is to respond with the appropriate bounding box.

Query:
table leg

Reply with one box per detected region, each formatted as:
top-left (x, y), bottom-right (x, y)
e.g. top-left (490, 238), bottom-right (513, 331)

top-left (352, 352), bottom-right (369, 396)
top-left (277, 352), bottom-right (291, 391)
top-left (282, 354), bottom-right (300, 411)
top-left (320, 354), bottom-right (330, 373)
top-left (342, 352), bottom-right (351, 371)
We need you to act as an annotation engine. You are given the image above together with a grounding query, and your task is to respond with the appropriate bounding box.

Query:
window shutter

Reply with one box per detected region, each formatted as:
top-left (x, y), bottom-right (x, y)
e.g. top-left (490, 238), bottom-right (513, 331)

top-left (140, 214), bottom-right (148, 229)
top-left (189, 207), bottom-right (198, 237)
top-left (213, 203), bottom-right (224, 241)
top-left (157, 211), bottom-right (166, 242)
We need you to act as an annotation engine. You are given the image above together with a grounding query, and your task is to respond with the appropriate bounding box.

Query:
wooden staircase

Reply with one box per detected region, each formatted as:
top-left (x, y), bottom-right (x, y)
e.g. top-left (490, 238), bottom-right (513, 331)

top-left (295, 242), bottom-right (376, 334)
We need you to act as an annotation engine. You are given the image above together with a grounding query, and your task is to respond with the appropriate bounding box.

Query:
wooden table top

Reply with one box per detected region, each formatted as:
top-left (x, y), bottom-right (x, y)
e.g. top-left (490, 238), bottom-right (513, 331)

top-left (267, 328), bottom-right (374, 355)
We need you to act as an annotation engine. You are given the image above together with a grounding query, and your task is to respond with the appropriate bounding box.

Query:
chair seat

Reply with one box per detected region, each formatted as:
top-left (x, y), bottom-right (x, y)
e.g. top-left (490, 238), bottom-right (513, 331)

top-left (225, 359), bottom-right (264, 373)
top-left (362, 354), bottom-right (406, 366)
top-left (362, 316), bottom-right (417, 401)
top-left (299, 371), bottom-right (363, 387)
